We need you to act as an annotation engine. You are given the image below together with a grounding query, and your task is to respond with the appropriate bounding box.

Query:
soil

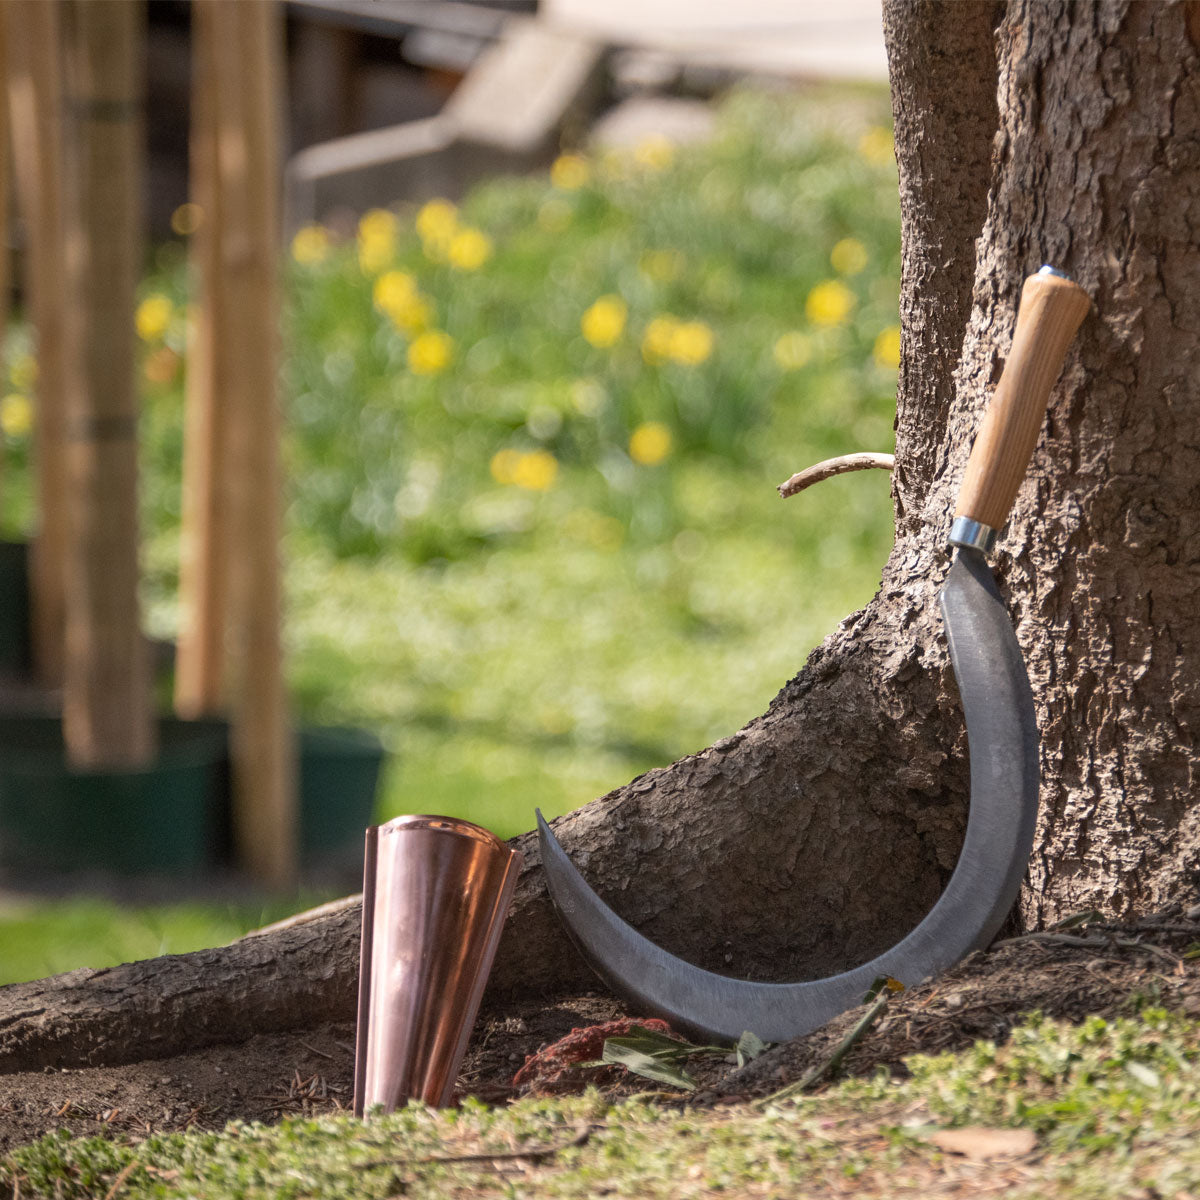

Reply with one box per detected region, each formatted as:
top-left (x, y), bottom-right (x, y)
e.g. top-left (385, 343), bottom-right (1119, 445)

top-left (2, 913), bottom-right (1198, 1154)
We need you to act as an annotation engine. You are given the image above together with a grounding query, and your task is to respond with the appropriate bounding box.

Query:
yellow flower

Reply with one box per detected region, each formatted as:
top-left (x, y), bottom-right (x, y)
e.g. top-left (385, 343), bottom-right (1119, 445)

top-left (805, 279), bottom-right (856, 327)
top-left (492, 448), bottom-right (558, 491)
top-left (357, 208), bottom-right (397, 274)
top-left (634, 134), bottom-right (674, 171)
top-left (581, 295), bottom-right (627, 349)
top-left (490, 448), bottom-right (522, 485)
top-left (550, 153), bottom-right (590, 190)
top-left (773, 331), bottom-right (813, 370)
top-left (373, 271), bottom-right (432, 332)
top-left (513, 449), bottom-right (558, 491)
top-left (638, 249), bottom-right (685, 283)
top-left (135, 294), bottom-right (173, 341)
top-left (873, 325), bottom-right (902, 369)
top-left (668, 320), bottom-right (713, 366)
top-left (858, 125), bottom-right (894, 166)
top-left (830, 237), bottom-right (868, 276)
top-left (407, 330), bottom-right (454, 375)
top-left (291, 224), bottom-right (331, 265)
top-left (0, 393), bottom-right (33, 438)
top-left (170, 202), bottom-right (203, 236)
top-left (629, 421), bottom-right (672, 465)
top-left (416, 199), bottom-right (458, 260)
top-left (642, 315), bottom-right (679, 364)
top-left (9, 352), bottom-right (37, 392)
top-left (447, 227), bottom-right (493, 271)
top-left (373, 269), bottom-right (417, 312)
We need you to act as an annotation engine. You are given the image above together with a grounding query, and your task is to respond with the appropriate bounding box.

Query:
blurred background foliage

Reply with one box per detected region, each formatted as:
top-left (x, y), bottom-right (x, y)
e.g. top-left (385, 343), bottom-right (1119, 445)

top-left (1, 87), bottom-right (900, 981)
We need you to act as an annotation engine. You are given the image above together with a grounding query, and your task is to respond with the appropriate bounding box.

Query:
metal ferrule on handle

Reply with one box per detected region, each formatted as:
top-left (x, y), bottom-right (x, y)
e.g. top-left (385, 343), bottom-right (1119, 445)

top-left (948, 265), bottom-right (1090, 554)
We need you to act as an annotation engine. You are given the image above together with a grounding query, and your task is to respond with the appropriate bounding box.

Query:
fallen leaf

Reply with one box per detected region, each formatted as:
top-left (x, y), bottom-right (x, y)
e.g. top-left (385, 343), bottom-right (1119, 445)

top-left (925, 1127), bottom-right (1037, 1159)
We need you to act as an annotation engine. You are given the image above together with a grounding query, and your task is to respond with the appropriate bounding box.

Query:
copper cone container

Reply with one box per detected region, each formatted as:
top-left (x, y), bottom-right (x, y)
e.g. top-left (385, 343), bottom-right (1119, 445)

top-left (354, 815), bottom-right (522, 1114)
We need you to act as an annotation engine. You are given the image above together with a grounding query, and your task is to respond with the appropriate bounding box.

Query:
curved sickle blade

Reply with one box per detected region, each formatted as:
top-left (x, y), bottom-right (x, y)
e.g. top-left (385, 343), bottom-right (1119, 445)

top-left (538, 546), bottom-right (1038, 1043)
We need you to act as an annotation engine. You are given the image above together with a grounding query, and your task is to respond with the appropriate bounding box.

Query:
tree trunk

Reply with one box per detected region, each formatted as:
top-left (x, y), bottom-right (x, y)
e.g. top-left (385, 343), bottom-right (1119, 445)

top-left (4, 0), bottom-right (1198, 1072)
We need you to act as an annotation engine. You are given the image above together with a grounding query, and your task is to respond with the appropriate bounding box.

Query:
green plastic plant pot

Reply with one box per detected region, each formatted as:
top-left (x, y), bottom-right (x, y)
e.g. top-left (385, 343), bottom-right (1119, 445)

top-left (298, 724), bottom-right (384, 864)
top-left (0, 716), bottom-right (229, 875)
top-left (0, 541), bottom-right (31, 675)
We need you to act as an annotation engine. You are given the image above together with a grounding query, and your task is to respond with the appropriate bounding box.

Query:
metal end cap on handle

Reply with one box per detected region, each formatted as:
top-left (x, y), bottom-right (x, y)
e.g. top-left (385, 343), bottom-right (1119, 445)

top-left (1038, 264), bottom-right (1071, 280)
top-left (948, 516), bottom-right (997, 554)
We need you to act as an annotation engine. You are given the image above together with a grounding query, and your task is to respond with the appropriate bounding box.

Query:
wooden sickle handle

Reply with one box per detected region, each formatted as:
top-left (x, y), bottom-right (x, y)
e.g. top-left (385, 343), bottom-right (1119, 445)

top-left (954, 269), bottom-right (1091, 533)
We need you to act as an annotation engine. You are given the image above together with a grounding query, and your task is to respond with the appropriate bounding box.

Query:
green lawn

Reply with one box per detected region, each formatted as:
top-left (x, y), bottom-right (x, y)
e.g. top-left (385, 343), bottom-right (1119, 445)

top-left (0, 84), bottom-right (899, 980)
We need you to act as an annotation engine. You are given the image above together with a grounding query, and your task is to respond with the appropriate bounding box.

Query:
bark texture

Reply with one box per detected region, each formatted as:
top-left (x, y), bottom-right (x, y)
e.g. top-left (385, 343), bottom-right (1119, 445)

top-left (5, 0), bottom-right (1199, 1074)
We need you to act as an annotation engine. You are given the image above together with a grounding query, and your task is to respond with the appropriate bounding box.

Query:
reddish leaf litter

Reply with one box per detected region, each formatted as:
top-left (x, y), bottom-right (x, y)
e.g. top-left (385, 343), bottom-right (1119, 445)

top-left (511, 1018), bottom-right (677, 1095)
top-left (2, 910), bottom-right (1198, 1152)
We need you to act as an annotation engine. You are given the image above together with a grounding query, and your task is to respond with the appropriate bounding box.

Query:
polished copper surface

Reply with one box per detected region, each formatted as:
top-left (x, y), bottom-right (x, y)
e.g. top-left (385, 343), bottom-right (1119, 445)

top-left (354, 814), bottom-right (522, 1114)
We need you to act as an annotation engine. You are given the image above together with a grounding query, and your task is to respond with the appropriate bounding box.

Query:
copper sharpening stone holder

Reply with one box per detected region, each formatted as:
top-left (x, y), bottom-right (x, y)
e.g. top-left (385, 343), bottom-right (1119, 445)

top-left (353, 814), bottom-right (522, 1115)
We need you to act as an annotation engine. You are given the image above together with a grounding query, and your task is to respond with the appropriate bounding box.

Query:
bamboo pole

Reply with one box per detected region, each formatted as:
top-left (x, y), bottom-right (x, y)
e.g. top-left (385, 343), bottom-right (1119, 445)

top-left (59, 0), bottom-right (154, 767)
top-left (5, 0), bottom-right (70, 687)
top-left (174, 0), bottom-right (228, 718)
top-left (203, 0), bottom-right (296, 888)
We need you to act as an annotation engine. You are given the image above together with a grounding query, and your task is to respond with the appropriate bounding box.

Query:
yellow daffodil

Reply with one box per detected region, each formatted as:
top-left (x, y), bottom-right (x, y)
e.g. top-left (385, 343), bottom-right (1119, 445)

top-left (416, 199), bottom-right (458, 260)
top-left (357, 208), bottom-right (397, 274)
top-left (805, 279), bottom-right (856, 327)
top-left (170, 202), bottom-right (203, 236)
top-left (830, 237), bottom-right (868, 276)
top-left (858, 125), bottom-right (895, 166)
top-left (773, 331), bottom-right (813, 370)
top-left (642, 315), bottom-right (678, 364)
top-left (634, 134), bottom-right (674, 171)
top-left (629, 420), bottom-right (672, 466)
top-left (512, 449), bottom-right (557, 491)
top-left (447, 227), bottom-right (493, 271)
top-left (407, 330), bottom-right (454, 375)
top-left (0, 393), bottom-right (33, 438)
top-left (373, 270), bottom-right (432, 331)
top-left (668, 320), bottom-right (713, 365)
top-left (550, 153), bottom-right (590, 190)
top-left (873, 325), bottom-right (902, 369)
top-left (291, 224), bottom-right (331, 265)
top-left (373, 270), bottom-right (417, 312)
top-left (135, 294), bottom-right (173, 341)
top-left (581, 295), bottom-right (627, 349)
top-left (490, 448), bottom-right (522, 485)
top-left (9, 352), bottom-right (37, 392)
top-left (491, 448), bottom-right (558, 491)
top-left (638, 249), bottom-right (685, 283)
top-left (374, 271), bottom-right (432, 332)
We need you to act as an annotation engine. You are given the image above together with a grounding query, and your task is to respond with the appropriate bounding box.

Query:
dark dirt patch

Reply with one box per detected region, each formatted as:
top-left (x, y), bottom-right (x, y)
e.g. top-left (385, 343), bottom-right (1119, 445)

top-left (2, 914), bottom-right (1198, 1153)
top-left (713, 914), bottom-right (1200, 1100)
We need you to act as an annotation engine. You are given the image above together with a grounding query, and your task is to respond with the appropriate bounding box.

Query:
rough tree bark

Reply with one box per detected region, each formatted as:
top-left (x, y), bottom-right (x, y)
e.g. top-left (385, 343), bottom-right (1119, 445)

top-left (4, 0), bottom-right (1199, 1072)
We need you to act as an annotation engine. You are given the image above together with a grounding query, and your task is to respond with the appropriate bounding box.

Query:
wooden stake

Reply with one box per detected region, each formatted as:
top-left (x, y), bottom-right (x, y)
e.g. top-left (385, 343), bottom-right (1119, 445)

top-left (174, 0), bottom-right (228, 718)
top-left (5, 0), bottom-right (70, 686)
top-left (204, 0), bottom-right (296, 888)
top-left (59, 0), bottom-right (154, 767)
top-left (0, 12), bottom-right (10, 513)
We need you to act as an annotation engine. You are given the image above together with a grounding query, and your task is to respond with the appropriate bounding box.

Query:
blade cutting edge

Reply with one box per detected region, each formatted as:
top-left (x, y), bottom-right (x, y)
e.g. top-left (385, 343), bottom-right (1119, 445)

top-left (537, 546), bottom-right (1038, 1044)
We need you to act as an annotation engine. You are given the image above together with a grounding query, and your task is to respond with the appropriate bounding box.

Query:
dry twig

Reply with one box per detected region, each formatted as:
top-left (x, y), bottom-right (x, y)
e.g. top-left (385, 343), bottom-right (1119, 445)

top-left (778, 453), bottom-right (894, 498)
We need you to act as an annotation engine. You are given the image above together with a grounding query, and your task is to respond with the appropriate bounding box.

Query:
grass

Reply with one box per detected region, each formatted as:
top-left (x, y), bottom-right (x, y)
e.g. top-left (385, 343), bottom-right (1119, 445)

top-left (0, 897), bottom-right (325, 987)
top-left (5, 1008), bottom-right (1199, 1197)
top-left (0, 85), bottom-right (898, 976)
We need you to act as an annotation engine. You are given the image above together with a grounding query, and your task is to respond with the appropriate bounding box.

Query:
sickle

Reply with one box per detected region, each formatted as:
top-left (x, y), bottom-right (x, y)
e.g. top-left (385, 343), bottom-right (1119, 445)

top-left (537, 267), bottom-right (1091, 1044)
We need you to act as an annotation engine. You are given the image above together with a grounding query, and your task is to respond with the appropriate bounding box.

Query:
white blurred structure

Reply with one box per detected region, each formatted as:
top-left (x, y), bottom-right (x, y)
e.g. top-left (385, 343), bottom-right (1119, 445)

top-left (542, 0), bottom-right (888, 82)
